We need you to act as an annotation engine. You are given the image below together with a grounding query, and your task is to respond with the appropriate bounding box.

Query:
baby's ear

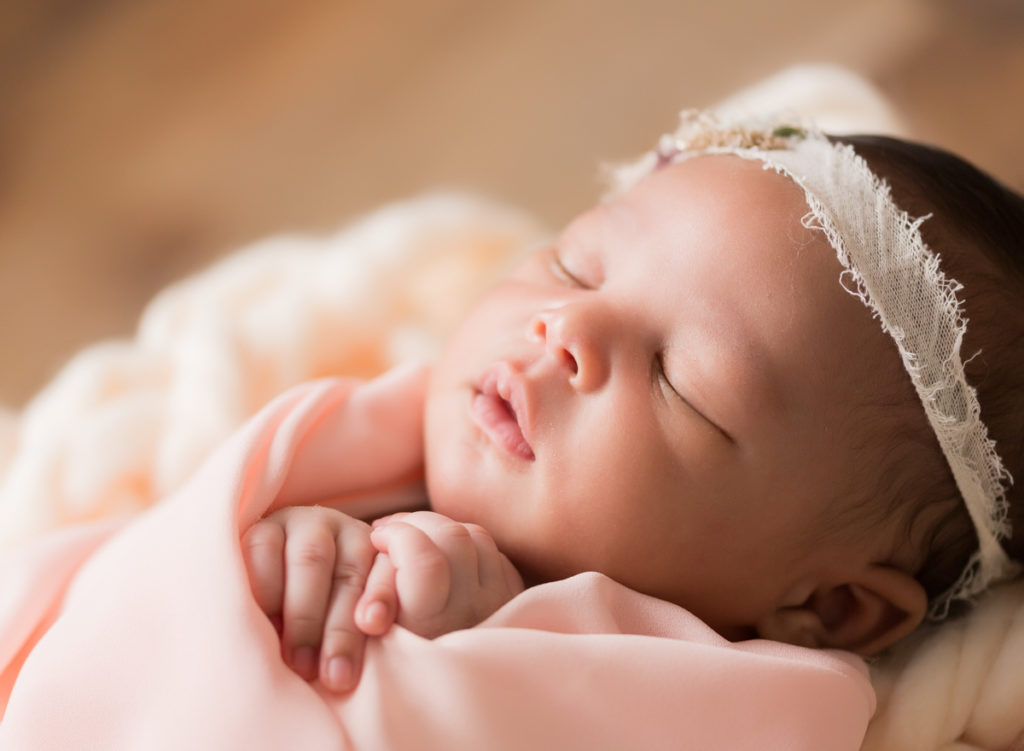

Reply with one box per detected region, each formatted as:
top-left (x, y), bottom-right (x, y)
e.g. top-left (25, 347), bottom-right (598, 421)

top-left (755, 566), bottom-right (928, 656)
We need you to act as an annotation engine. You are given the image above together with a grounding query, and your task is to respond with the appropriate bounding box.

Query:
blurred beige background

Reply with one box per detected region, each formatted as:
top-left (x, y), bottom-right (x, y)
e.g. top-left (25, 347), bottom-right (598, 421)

top-left (1, 0), bottom-right (1023, 406)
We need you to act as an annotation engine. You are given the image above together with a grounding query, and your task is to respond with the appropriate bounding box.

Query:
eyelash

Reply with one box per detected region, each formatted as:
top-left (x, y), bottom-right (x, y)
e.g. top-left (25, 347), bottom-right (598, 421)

top-left (550, 251), bottom-right (589, 288)
top-left (658, 353), bottom-right (735, 443)
top-left (655, 352), bottom-right (680, 397)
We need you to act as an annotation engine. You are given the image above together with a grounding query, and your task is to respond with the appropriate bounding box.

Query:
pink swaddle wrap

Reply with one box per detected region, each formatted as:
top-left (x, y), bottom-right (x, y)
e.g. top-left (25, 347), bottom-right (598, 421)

top-left (0, 368), bottom-right (874, 749)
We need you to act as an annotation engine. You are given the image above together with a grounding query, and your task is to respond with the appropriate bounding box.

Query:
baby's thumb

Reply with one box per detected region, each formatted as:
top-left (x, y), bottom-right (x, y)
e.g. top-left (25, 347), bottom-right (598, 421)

top-left (355, 553), bottom-right (398, 636)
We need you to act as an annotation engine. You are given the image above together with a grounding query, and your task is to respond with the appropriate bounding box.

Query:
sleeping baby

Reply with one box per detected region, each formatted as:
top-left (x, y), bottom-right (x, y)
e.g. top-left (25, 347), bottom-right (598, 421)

top-left (242, 114), bottom-right (1024, 695)
top-left (2, 112), bottom-right (1023, 749)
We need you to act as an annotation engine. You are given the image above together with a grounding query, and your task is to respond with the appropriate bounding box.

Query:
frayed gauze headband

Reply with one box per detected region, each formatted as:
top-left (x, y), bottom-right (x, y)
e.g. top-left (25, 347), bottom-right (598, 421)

top-left (610, 111), bottom-right (1018, 619)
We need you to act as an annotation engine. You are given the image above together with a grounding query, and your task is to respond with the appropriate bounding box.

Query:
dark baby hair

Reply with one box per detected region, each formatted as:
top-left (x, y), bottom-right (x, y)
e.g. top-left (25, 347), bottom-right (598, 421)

top-left (835, 134), bottom-right (1024, 611)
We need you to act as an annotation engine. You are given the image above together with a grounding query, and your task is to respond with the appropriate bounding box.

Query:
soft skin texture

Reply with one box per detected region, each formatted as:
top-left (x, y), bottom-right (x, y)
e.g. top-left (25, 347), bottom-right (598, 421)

top-left (425, 155), bottom-right (928, 652)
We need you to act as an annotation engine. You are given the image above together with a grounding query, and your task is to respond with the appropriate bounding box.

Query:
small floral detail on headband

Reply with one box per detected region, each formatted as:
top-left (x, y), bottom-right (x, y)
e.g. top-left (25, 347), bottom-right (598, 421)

top-left (654, 110), bottom-right (807, 166)
top-left (771, 125), bottom-right (806, 139)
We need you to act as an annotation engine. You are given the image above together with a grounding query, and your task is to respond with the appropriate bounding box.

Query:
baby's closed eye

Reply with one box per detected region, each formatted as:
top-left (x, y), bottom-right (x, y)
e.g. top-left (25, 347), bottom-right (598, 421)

top-left (654, 351), bottom-right (734, 443)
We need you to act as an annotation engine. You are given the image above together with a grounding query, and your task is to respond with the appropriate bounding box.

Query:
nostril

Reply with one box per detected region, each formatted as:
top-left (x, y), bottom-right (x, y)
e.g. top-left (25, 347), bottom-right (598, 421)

top-left (559, 347), bottom-right (579, 376)
top-left (529, 309), bottom-right (584, 381)
top-left (529, 316), bottom-right (547, 343)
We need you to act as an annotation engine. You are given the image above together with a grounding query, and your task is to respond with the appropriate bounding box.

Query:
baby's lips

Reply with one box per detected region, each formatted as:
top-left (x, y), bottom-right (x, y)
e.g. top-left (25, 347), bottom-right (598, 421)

top-left (476, 360), bottom-right (535, 457)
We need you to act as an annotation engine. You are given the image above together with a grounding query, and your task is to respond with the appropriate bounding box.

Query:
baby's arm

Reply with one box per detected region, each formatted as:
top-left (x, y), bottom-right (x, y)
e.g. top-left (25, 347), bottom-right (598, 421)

top-left (243, 507), bottom-right (523, 693)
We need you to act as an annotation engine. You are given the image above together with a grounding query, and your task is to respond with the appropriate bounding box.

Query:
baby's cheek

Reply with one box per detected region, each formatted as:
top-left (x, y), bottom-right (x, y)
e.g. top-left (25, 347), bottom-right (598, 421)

top-left (423, 429), bottom-right (482, 523)
top-left (423, 429), bottom-right (458, 511)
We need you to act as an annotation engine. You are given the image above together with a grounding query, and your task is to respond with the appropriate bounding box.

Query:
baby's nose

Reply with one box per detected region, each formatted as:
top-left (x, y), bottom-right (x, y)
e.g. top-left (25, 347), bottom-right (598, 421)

top-left (527, 305), bottom-right (607, 391)
top-left (529, 312), bottom-right (579, 376)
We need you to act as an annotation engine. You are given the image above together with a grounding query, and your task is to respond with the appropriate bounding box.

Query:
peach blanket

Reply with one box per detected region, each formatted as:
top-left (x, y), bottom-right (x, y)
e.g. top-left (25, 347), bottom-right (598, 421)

top-left (0, 373), bottom-right (873, 749)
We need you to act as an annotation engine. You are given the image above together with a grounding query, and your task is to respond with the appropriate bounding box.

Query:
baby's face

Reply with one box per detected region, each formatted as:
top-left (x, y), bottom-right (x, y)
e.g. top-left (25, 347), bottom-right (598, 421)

top-left (425, 155), bottom-right (905, 636)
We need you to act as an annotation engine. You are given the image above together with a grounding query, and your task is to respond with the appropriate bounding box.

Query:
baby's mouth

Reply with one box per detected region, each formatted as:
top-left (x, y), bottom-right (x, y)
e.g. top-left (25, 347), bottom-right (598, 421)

top-left (470, 365), bottom-right (535, 461)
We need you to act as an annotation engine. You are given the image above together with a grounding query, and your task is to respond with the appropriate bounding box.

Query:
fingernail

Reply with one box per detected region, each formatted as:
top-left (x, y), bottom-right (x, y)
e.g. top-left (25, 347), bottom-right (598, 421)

top-left (327, 656), bottom-right (354, 691)
top-left (292, 647), bottom-right (317, 679)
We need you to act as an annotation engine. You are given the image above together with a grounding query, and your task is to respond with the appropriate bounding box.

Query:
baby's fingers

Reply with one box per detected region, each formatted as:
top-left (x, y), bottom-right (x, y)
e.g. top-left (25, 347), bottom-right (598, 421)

top-left (371, 523), bottom-right (451, 626)
top-left (314, 521), bottom-right (378, 692)
top-left (281, 521), bottom-right (338, 680)
top-left (281, 515), bottom-right (374, 685)
top-left (241, 520), bottom-right (286, 631)
top-left (463, 523), bottom-right (524, 597)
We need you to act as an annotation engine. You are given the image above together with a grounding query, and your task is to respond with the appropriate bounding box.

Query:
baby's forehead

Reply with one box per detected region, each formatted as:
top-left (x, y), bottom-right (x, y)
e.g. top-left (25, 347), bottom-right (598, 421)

top-left (602, 157), bottom-right (832, 282)
top-left (569, 154), bottom-right (858, 315)
top-left (628, 159), bottom-right (820, 273)
top-left (627, 154), bottom-right (810, 218)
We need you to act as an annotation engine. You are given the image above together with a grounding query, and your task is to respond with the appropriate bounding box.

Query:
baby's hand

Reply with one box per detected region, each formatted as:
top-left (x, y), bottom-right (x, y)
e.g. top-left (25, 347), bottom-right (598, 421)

top-left (242, 506), bottom-right (393, 693)
top-left (365, 511), bottom-right (524, 639)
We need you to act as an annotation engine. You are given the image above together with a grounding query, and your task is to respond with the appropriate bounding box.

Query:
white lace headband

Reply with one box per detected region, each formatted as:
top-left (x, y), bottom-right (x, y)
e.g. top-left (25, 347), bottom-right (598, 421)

top-left (612, 111), bottom-right (1018, 618)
